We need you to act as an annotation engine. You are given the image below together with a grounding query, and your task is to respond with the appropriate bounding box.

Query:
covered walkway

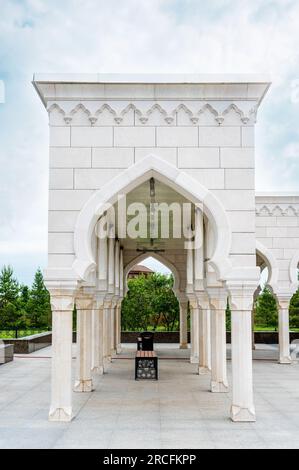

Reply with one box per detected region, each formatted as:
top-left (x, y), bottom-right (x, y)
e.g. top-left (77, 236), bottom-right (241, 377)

top-left (0, 344), bottom-right (299, 449)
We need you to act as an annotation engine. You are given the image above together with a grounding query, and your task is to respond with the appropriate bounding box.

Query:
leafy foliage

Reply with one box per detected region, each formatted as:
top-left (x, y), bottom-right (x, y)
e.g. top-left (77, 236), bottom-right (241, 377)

top-left (121, 273), bottom-right (179, 331)
top-left (225, 298), bottom-right (231, 332)
top-left (290, 289), bottom-right (299, 329)
top-left (0, 266), bottom-right (22, 328)
top-left (0, 265), bottom-right (19, 308)
top-left (0, 265), bottom-right (51, 330)
top-left (26, 268), bottom-right (51, 328)
top-left (255, 287), bottom-right (278, 329)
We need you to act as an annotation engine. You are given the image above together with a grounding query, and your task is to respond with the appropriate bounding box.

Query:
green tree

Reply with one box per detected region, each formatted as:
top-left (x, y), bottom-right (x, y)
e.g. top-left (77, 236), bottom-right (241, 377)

top-left (289, 289), bottom-right (299, 329)
top-left (121, 273), bottom-right (179, 331)
top-left (18, 285), bottom-right (31, 328)
top-left (27, 268), bottom-right (51, 328)
top-left (0, 266), bottom-right (20, 328)
top-left (149, 274), bottom-right (179, 331)
top-left (255, 287), bottom-right (278, 329)
top-left (121, 274), bottom-right (152, 331)
top-left (226, 298), bottom-right (231, 332)
top-left (0, 265), bottom-right (19, 308)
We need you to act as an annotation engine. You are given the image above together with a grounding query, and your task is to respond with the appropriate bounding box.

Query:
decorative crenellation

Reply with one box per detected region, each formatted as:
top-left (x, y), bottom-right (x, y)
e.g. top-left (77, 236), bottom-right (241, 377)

top-left (47, 101), bottom-right (258, 126)
top-left (255, 204), bottom-right (299, 217)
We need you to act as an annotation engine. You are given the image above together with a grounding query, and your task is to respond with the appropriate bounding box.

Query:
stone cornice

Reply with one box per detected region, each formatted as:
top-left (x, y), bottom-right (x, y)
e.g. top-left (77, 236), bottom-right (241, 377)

top-left (33, 72), bottom-right (271, 83)
top-left (47, 100), bottom-right (258, 126)
top-left (255, 204), bottom-right (299, 217)
top-left (34, 75), bottom-right (271, 125)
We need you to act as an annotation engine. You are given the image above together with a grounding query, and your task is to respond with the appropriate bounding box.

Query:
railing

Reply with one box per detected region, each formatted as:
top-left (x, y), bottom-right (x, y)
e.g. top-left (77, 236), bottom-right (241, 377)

top-left (0, 327), bottom-right (51, 339)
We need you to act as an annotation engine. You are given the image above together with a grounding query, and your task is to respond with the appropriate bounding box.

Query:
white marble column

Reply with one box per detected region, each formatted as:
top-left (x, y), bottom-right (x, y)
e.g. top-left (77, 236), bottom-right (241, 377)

top-left (251, 307), bottom-right (256, 350)
top-left (117, 248), bottom-right (124, 353)
top-left (97, 227), bottom-right (108, 292)
top-left (119, 248), bottom-right (124, 295)
top-left (110, 303), bottom-right (116, 354)
top-left (74, 294), bottom-right (94, 392)
top-left (197, 292), bottom-right (211, 374)
top-left (179, 301), bottom-right (188, 349)
top-left (103, 301), bottom-right (111, 365)
top-left (207, 307), bottom-right (211, 370)
top-left (190, 301), bottom-right (200, 363)
top-left (115, 302), bottom-right (122, 353)
top-left (252, 287), bottom-right (260, 351)
top-left (208, 288), bottom-right (228, 393)
top-left (48, 291), bottom-right (74, 422)
top-left (277, 295), bottom-right (292, 364)
top-left (114, 240), bottom-right (120, 296)
top-left (108, 233), bottom-right (115, 294)
top-left (186, 228), bottom-right (195, 360)
top-left (228, 284), bottom-right (256, 422)
top-left (186, 244), bottom-right (193, 289)
top-left (91, 301), bottom-right (104, 375)
top-left (194, 208), bottom-right (204, 291)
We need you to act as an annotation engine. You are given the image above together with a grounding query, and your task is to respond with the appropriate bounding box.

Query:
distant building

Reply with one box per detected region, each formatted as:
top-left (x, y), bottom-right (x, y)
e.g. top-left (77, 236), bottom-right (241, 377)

top-left (128, 264), bottom-right (154, 279)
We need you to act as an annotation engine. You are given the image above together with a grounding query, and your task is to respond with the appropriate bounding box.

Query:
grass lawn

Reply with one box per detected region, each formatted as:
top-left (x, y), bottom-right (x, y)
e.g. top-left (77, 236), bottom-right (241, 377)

top-left (253, 326), bottom-right (299, 332)
top-left (0, 329), bottom-right (49, 339)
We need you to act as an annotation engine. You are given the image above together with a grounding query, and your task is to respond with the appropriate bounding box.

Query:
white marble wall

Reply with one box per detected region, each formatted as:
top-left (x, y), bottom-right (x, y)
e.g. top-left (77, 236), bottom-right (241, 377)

top-left (256, 194), bottom-right (299, 294)
top-left (43, 78), bottom-right (264, 276)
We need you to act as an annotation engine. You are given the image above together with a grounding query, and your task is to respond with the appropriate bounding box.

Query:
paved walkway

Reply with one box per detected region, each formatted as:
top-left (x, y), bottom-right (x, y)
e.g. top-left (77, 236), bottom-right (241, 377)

top-left (0, 344), bottom-right (299, 449)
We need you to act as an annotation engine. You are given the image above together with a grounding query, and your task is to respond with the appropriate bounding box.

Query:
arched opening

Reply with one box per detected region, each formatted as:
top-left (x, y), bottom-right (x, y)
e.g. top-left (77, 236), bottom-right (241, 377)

top-left (254, 243), bottom-right (279, 340)
top-left (70, 157), bottom-right (233, 398)
top-left (119, 254), bottom-right (191, 358)
top-left (121, 256), bottom-right (183, 343)
top-left (72, 154), bottom-right (232, 283)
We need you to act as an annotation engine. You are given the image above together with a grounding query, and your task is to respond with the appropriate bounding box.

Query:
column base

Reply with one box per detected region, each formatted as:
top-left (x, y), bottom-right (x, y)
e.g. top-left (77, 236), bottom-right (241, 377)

top-left (92, 366), bottom-right (104, 375)
top-left (73, 379), bottom-right (94, 392)
top-left (180, 343), bottom-right (188, 349)
top-left (279, 356), bottom-right (292, 364)
top-left (49, 406), bottom-right (73, 422)
top-left (230, 405), bottom-right (256, 422)
top-left (198, 366), bottom-right (210, 375)
top-left (116, 344), bottom-right (122, 354)
top-left (190, 356), bottom-right (199, 364)
top-left (103, 358), bottom-right (111, 372)
top-left (211, 380), bottom-right (228, 393)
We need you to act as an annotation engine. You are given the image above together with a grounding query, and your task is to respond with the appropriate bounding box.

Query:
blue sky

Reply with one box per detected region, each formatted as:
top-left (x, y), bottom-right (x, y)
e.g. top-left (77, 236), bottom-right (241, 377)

top-left (0, 0), bottom-right (299, 285)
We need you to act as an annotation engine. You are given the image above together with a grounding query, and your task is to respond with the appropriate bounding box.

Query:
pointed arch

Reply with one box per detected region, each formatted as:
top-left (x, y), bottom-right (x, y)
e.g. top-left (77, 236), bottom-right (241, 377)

top-left (290, 250), bottom-right (299, 288)
top-left (72, 154), bottom-right (232, 281)
top-left (124, 252), bottom-right (181, 295)
top-left (256, 240), bottom-right (279, 290)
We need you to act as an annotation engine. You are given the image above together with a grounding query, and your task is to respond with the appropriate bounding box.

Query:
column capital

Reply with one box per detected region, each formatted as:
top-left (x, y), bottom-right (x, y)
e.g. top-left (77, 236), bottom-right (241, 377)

top-left (94, 292), bottom-right (106, 308)
top-left (48, 289), bottom-right (76, 312)
top-left (275, 291), bottom-right (296, 309)
top-left (103, 299), bottom-right (112, 309)
top-left (187, 294), bottom-right (197, 310)
top-left (226, 282), bottom-right (257, 311)
top-left (76, 293), bottom-right (94, 310)
top-left (206, 287), bottom-right (228, 310)
top-left (195, 291), bottom-right (210, 309)
top-left (111, 295), bottom-right (119, 307)
top-left (179, 300), bottom-right (189, 310)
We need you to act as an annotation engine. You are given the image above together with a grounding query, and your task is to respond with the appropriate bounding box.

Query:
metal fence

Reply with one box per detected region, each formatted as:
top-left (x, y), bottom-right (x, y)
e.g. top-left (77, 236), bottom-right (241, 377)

top-left (0, 327), bottom-right (51, 339)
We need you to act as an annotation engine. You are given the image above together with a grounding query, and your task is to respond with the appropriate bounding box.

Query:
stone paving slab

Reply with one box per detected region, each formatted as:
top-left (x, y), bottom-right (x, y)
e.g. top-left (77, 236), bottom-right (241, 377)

top-left (0, 344), bottom-right (299, 449)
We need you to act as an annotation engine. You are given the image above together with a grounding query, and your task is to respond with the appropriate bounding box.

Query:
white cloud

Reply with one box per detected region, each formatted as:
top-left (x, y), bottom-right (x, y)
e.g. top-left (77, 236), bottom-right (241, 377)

top-left (282, 142), bottom-right (299, 159)
top-left (141, 257), bottom-right (171, 275)
top-left (0, 0), bottom-right (299, 282)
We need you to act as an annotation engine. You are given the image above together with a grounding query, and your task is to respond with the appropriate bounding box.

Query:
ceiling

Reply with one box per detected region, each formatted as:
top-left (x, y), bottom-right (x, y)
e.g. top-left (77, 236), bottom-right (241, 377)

top-left (114, 179), bottom-right (194, 252)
